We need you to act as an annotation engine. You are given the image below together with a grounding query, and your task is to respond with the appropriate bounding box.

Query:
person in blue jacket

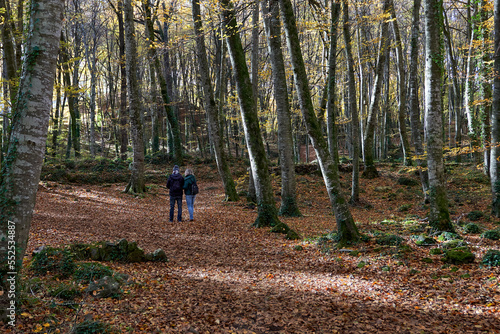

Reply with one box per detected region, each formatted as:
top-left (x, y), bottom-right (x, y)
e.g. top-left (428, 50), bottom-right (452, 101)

top-left (183, 168), bottom-right (197, 221)
top-left (166, 165), bottom-right (184, 222)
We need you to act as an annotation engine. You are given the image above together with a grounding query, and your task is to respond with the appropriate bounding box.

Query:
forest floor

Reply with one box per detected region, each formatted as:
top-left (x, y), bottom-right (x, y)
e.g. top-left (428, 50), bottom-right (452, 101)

top-left (3, 160), bottom-right (500, 333)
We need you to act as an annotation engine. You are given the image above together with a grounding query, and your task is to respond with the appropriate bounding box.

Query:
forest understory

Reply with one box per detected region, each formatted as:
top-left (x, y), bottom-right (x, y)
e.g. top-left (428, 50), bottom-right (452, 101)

top-left (4, 160), bottom-right (500, 333)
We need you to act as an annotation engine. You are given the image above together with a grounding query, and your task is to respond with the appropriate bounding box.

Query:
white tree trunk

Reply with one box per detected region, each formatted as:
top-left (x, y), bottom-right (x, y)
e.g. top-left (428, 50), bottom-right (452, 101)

top-left (0, 0), bottom-right (64, 322)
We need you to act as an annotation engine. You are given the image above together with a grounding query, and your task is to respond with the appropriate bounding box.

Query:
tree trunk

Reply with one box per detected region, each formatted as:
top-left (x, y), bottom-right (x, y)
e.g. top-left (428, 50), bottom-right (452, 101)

top-left (263, 0), bottom-right (301, 217)
top-left (491, 0), bottom-right (500, 217)
top-left (279, 0), bottom-right (359, 244)
top-left (423, 0), bottom-right (453, 232)
top-left (390, 0), bottom-right (411, 166)
top-left (342, 0), bottom-right (360, 203)
top-left (408, 0), bottom-right (429, 201)
top-left (191, 0), bottom-right (239, 201)
top-left (124, 0), bottom-right (145, 194)
top-left (220, 0), bottom-right (296, 237)
top-left (362, 0), bottom-right (391, 179)
top-left (0, 0), bottom-right (64, 322)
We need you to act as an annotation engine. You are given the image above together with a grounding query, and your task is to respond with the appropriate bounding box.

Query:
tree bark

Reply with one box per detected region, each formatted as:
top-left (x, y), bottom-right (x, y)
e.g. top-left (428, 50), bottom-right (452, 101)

top-left (0, 0), bottom-right (64, 322)
top-left (389, 0), bottom-right (411, 166)
top-left (124, 0), bottom-right (145, 194)
top-left (192, 0), bottom-right (238, 201)
top-left (490, 0), bottom-right (500, 216)
top-left (220, 0), bottom-right (296, 237)
top-left (263, 0), bottom-right (301, 216)
top-left (362, 0), bottom-right (391, 179)
top-left (279, 0), bottom-right (359, 243)
top-left (408, 0), bottom-right (429, 202)
top-left (342, 0), bottom-right (360, 203)
top-left (423, 0), bottom-right (453, 231)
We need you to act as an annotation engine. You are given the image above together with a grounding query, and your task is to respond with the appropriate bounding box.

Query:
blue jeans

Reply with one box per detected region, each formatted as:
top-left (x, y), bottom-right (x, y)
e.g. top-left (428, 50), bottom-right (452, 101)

top-left (170, 196), bottom-right (182, 222)
top-left (185, 195), bottom-right (196, 220)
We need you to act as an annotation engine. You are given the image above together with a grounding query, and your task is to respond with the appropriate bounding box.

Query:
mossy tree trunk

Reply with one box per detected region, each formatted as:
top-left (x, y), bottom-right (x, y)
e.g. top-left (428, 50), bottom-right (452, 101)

top-left (262, 0), bottom-right (301, 217)
top-left (220, 0), bottom-right (286, 230)
top-left (490, 0), bottom-right (500, 217)
top-left (124, 0), bottom-right (145, 194)
top-left (362, 0), bottom-right (391, 179)
top-left (423, 0), bottom-right (454, 232)
top-left (390, 0), bottom-right (411, 167)
top-left (342, 0), bottom-right (360, 203)
top-left (408, 0), bottom-right (429, 202)
top-left (191, 0), bottom-right (239, 201)
top-left (0, 0), bottom-right (64, 322)
top-left (279, 0), bottom-right (360, 243)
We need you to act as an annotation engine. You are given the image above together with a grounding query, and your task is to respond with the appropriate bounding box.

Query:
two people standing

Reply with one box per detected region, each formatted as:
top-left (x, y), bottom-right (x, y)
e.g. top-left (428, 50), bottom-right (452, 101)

top-left (166, 165), bottom-right (197, 222)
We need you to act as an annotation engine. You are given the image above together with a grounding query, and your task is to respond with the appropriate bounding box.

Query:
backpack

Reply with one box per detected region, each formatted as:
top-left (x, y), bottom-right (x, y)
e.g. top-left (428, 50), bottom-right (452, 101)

top-left (168, 175), bottom-right (182, 194)
top-left (191, 181), bottom-right (199, 195)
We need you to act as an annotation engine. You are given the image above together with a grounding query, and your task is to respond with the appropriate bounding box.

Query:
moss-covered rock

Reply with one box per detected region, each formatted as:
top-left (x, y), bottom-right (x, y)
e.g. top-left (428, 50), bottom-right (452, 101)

top-left (397, 177), bottom-right (419, 186)
top-left (463, 223), bottom-right (481, 234)
top-left (376, 234), bottom-right (404, 246)
top-left (86, 276), bottom-right (121, 298)
top-left (482, 250), bottom-right (500, 267)
top-left (437, 232), bottom-right (462, 242)
top-left (74, 263), bottom-right (113, 282)
top-left (467, 210), bottom-right (484, 221)
top-left (286, 229), bottom-right (301, 240)
top-left (413, 235), bottom-right (436, 246)
top-left (481, 230), bottom-right (500, 240)
top-left (442, 249), bottom-right (475, 264)
top-left (442, 239), bottom-right (468, 250)
top-left (430, 248), bottom-right (443, 255)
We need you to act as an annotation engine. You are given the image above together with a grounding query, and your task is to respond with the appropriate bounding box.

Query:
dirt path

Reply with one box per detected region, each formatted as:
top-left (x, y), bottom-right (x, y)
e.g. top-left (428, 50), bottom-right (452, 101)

top-left (23, 180), bottom-right (500, 333)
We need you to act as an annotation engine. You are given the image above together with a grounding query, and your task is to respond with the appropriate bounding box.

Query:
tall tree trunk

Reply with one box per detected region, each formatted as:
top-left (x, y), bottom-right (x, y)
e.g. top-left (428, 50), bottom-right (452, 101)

top-left (389, 0), bottom-right (411, 166)
top-left (263, 0), bottom-right (301, 216)
top-left (0, 0), bottom-right (64, 322)
top-left (443, 10), bottom-right (463, 162)
top-left (490, 0), bottom-right (500, 216)
top-left (124, 0), bottom-right (145, 194)
top-left (362, 0), bottom-right (391, 179)
top-left (423, 0), bottom-right (453, 232)
top-left (279, 0), bottom-right (359, 243)
top-left (191, 0), bottom-right (238, 201)
top-left (342, 0), bottom-right (360, 203)
top-left (60, 31), bottom-right (81, 159)
top-left (114, 0), bottom-right (129, 160)
top-left (408, 0), bottom-right (429, 202)
top-left (479, 0), bottom-right (492, 176)
top-left (51, 65), bottom-right (62, 157)
top-left (220, 0), bottom-right (296, 238)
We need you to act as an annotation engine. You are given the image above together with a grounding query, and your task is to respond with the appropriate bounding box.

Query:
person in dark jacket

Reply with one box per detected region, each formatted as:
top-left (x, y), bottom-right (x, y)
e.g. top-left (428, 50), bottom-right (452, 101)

top-left (166, 165), bottom-right (184, 222)
top-left (183, 168), bottom-right (197, 221)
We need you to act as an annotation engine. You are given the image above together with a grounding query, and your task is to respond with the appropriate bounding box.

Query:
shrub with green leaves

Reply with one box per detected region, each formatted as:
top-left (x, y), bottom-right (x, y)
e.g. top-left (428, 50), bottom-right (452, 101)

top-left (49, 283), bottom-right (81, 300)
top-left (30, 247), bottom-right (75, 277)
top-left (481, 230), bottom-right (500, 240)
top-left (467, 210), bottom-right (484, 221)
top-left (482, 250), bottom-right (500, 267)
top-left (463, 223), bottom-right (481, 234)
top-left (376, 234), bottom-right (404, 246)
top-left (442, 249), bottom-right (475, 264)
top-left (73, 263), bottom-right (113, 282)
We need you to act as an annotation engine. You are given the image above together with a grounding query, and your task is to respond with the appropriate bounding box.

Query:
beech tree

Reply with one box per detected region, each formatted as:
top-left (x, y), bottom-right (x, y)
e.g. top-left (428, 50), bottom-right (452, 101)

top-left (192, 0), bottom-right (239, 202)
top-left (491, 0), bottom-right (500, 216)
top-left (279, 0), bottom-right (360, 243)
top-left (123, 0), bottom-right (145, 194)
top-left (262, 0), bottom-right (301, 217)
top-left (220, 0), bottom-right (296, 237)
top-left (423, 0), bottom-right (453, 232)
top-left (0, 0), bottom-right (64, 321)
